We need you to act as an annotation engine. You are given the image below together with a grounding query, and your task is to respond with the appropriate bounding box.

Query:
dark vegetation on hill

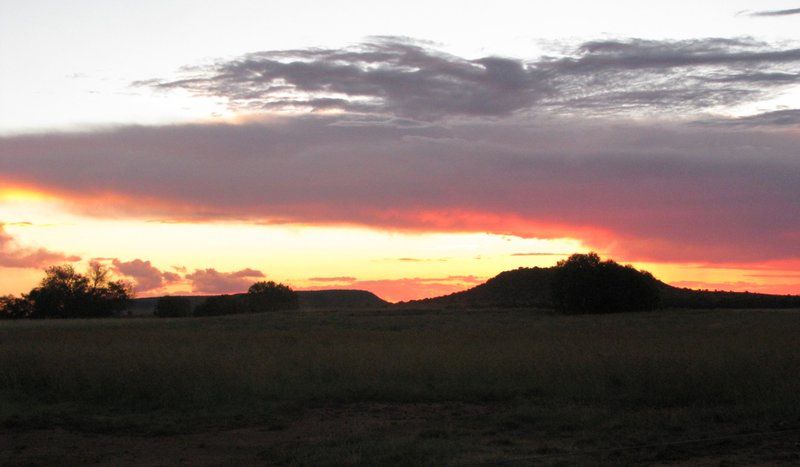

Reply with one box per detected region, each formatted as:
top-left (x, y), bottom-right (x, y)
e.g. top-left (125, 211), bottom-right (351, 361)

top-left (132, 289), bottom-right (387, 317)
top-left (551, 253), bottom-right (660, 313)
top-left (409, 253), bottom-right (800, 311)
top-left (166, 281), bottom-right (300, 317)
top-left (192, 281), bottom-right (299, 316)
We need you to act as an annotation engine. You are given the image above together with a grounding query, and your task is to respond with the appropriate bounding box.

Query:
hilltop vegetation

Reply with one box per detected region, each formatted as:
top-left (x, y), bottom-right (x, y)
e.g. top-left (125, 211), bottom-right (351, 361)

top-left (131, 289), bottom-right (387, 317)
top-left (411, 253), bottom-right (800, 311)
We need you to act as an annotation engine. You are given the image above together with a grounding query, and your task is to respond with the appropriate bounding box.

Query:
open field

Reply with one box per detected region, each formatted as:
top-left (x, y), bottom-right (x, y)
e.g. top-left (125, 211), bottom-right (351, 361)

top-left (3, 308), bottom-right (800, 465)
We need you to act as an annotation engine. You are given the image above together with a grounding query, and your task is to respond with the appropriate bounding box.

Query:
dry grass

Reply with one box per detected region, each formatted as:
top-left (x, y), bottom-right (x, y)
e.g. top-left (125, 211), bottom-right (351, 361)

top-left (2, 308), bottom-right (800, 463)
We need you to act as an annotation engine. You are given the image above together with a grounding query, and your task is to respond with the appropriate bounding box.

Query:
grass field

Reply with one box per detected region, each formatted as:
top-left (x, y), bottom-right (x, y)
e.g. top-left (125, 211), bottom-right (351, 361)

top-left (3, 308), bottom-right (800, 465)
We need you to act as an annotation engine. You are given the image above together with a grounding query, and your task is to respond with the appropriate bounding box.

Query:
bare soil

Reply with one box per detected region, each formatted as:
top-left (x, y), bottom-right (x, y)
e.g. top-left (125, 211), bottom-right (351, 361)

top-left (3, 402), bottom-right (800, 466)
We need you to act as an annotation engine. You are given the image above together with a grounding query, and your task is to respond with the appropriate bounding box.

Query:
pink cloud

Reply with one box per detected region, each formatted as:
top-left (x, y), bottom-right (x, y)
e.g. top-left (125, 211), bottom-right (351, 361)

top-left (163, 271), bottom-right (182, 282)
top-left (185, 268), bottom-right (265, 294)
top-left (110, 258), bottom-right (181, 293)
top-left (0, 224), bottom-right (80, 269)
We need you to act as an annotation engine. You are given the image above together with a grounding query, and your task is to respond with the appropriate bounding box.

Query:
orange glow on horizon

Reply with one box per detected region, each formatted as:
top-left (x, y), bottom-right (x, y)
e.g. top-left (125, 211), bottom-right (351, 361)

top-left (1, 179), bottom-right (798, 300)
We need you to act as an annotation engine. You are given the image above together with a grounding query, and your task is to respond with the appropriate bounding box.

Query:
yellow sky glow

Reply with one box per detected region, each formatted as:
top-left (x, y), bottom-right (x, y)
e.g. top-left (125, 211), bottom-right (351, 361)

top-left (2, 192), bottom-right (797, 301)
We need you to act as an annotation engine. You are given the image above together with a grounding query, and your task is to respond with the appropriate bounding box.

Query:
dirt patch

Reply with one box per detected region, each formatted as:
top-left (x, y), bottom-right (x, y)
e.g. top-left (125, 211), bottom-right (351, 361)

top-left (3, 402), bottom-right (800, 465)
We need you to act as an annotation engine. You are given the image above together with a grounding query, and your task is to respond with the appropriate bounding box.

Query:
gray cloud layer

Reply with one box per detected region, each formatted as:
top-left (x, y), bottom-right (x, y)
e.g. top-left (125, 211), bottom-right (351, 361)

top-left (144, 37), bottom-right (800, 120)
top-left (696, 109), bottom-right (800, 127)
top-left (1, 116), bottom-right (799, 264)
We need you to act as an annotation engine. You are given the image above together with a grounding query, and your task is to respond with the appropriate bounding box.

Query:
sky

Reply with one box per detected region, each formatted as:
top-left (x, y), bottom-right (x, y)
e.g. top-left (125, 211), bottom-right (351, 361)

top-left (1, 0), bottom-right (800, 301)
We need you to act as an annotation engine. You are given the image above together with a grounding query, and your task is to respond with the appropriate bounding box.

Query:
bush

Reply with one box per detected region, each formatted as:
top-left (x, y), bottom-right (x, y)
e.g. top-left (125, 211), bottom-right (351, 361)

top-left (0, 295), bottom-right (33, 319)
top-left (551, 253), bottom-right (660, 314)
top-left (193, 295), bottom-right (244, 317)
top-left (154, 296), bottom-right (192, 317)
top-left (247, 281), bottom-right (299, 312)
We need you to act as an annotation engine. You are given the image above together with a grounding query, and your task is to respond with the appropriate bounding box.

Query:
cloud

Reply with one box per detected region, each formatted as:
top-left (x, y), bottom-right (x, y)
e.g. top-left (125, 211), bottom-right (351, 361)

top-left (669, 279), bottom-right (800, 295)
top-left (394, 257), bottom-right (449, 262)
top-left (746, 272), bottom-right (800, 279)
top-left (185, 268), bottom-right (265, 294)
top-left (307, 276), bottom-right (358, 282)
top-left (695, 109), bottom-right (800, 128)
top-left (110, 258), bottom-right (181, 293)
top-left (144, 37), bottom-right (549, 120)
top-left (747, 8), bottom-right (800, 17)
top-left (511, 252), bottom-right (571, 257)
top-left (2, 115), bottom-right (800, 265)
top-left (143, 37), bottom-right (800, 119)
top-left (163, 271), bottom-right (182, 282)
top-left (670, 280), bottom-right (761, 291)
top-left (0, 224), bottom-right (80, 269)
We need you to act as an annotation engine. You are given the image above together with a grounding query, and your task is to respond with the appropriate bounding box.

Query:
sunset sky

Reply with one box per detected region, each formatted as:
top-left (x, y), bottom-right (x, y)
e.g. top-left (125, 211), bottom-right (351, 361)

top-left (2, 0), bottom-right (800, 301)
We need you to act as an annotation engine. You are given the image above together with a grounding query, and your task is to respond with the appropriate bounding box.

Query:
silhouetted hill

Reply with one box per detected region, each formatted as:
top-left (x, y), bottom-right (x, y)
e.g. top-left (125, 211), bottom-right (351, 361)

top-left (407, 267), bottom-right (555, 308)
top-left (406, 266), bottom-right (800, 309)
top-left (126, 289), bottom-right (388, 315)
top-left (298, 289), bottom-right (388, 309)
top-left (658, 285), bottom-right (800, 309)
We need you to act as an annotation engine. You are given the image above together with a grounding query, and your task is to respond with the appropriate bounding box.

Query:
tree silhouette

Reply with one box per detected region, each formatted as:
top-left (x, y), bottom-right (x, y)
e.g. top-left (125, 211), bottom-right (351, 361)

top-left (0, 264), bottom-right (132, 319)
top-left (551, 253), bottom-right (659, 314)
top-left (246, 281), bottom-right (299, 312)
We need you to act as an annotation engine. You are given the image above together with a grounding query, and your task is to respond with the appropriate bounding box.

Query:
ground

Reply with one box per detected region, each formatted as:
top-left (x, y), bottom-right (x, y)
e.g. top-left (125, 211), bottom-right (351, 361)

top-left (2, 308), bottom-right (800, 465)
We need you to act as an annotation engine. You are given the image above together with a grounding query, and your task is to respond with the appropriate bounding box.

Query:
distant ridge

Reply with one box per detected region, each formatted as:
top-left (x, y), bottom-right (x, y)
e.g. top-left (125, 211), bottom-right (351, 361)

top-left (406, 266), bottom-right (800, 309)
top-left (298, 289), bottom-right (388, 309)
top-left (128, 289), bottom-right (387, 315)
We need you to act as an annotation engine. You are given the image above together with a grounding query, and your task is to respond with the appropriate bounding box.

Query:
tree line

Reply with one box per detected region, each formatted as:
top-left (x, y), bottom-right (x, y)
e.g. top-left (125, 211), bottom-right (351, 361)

top-left (0, 264), bottom-right (132, 319)
top-left (0, 264), bottom-right (299, 319)
top-left (155, 281), bottom-right (299, 317)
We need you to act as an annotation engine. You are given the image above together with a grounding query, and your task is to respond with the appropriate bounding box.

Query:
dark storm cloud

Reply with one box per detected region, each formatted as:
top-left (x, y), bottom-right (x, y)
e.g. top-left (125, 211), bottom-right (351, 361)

top-left (1, 116), bottom-right (800, 264)
top-left (143, 37), bottom-right (800, 119)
